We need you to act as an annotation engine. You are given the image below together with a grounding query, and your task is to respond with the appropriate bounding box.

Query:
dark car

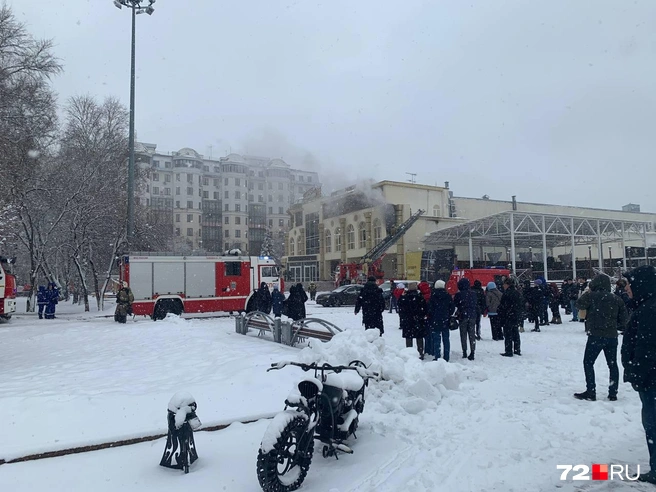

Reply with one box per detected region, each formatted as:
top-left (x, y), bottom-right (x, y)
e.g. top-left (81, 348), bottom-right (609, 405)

top-left (316, 284), bottom-right (363, 307)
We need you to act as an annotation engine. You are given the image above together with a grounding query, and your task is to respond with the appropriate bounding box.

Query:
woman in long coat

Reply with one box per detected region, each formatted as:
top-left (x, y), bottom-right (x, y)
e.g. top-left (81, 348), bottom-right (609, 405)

top-left (398, 282), bottom-right (428, 359)
top-left (354, 277), bottom-right (386, 335)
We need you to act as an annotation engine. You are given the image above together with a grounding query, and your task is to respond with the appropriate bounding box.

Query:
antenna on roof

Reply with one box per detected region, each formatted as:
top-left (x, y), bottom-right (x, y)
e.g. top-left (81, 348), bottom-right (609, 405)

top-left (406, 172), bottom-right (416, 184)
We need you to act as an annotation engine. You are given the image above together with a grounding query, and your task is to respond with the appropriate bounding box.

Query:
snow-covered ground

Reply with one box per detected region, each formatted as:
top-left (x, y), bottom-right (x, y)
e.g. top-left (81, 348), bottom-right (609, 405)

top-left (0, 299), bottom-right (653, 491)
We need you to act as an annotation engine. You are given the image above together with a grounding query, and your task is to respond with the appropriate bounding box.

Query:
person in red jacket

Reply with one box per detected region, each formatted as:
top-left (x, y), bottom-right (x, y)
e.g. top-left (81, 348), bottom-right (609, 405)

top-left (418, 280), bottom-right (432, 302)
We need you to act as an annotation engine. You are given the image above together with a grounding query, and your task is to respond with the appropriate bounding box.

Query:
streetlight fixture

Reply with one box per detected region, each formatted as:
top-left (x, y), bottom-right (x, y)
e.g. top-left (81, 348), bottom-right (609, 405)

top-left (113, 0), bottom-right (156, 244)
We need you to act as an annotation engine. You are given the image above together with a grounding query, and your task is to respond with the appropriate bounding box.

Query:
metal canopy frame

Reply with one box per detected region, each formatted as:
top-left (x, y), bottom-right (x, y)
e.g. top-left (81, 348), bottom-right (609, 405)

top-left (423, 211), bottom-right (651, 280)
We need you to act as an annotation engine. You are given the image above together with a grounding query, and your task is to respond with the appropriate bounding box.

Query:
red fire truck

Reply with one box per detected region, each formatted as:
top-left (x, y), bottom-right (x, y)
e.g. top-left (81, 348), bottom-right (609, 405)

top-left (0, 257), bottom-right (17, 320)
top-left (119, 254), bottom-right (283, 320)
top-left (445, 268), bottom-right (511, 296)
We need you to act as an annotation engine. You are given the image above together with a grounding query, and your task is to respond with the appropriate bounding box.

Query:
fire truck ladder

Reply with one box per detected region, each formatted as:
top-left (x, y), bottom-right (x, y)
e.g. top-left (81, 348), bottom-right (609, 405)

top-left (361, 208), bottom-right (426, 263)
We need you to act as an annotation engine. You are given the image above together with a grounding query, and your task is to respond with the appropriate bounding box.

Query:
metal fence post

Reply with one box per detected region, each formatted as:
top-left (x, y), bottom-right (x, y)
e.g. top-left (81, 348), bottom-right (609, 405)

top-left (281, 321), bottom-right (293, 345)
top-left (235, 315), bottom-right (242, 334)
top-left (273, 317), bottom-right (282, 343)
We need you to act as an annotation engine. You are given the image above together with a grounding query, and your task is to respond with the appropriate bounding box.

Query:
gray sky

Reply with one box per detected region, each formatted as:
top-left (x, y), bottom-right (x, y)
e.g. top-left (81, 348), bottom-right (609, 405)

top-left (11, 0), bottom-right (656, 211)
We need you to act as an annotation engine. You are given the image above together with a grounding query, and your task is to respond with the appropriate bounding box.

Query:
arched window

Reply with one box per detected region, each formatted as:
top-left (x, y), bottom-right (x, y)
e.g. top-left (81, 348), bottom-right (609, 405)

top-left (335, 227), bottom-right (341, 252)
top-left (373, 218), bottom-right (382, 245)
top-left (325, 229), bottom-right (332, 253)
top-left (433, 205), bottom-right (441, 217)
top-left (358, 222), bottom-right (367, 249)
top-left (347, 224), bottom-right (355, 250)
top-left (297, 236), bottom-right (303, 256)
top-left (289, 237), bottom-right (295, 256)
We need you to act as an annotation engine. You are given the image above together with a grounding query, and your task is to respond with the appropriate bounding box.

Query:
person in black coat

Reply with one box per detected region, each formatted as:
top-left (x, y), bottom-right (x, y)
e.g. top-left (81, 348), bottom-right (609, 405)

top-left (37, 285), bottom-right (48, 319)
top-left (296, 283), bottom-right (308, 318)
top-left (271, 285), bottom-right (285, 318)
top-left (615, 279), bottom-right (634, 326)
top-left (44, 283), bottom-right (59, 319)
top-left (498, 278), bottom-right (523, 357)
top-left (427, 280), bottom-right (455, 361)
top-left (472, 280), bottom-right (486, 341)
top-left (454, 278), bottom-right (479, 360)
top-left (354, 276), bottom-right (385, 336)
top-left (621, 265), bottom-right (656, 484)
top-left (398, 282), bottom-right (427, 359)
top-left (286, 285), bottom-right (306, 321)
top-left (525, 280), bottom-right (544, 332)
top-left (255, 282), bottom-right (272, 314)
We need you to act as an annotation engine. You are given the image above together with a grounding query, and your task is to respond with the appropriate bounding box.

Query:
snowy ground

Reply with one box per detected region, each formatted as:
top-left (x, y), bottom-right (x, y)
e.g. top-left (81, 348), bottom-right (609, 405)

top-left (0, 298), bottom-right (653, 491)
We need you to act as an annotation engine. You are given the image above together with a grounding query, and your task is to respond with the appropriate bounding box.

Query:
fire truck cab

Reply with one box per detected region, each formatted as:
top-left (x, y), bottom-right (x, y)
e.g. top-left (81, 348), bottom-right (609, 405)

top-left (0, 257), bottom-right (17, 320)
top-left (119, 254), bottom-right (282, 320)
top-left (446, 268), bottom-right (511, 296)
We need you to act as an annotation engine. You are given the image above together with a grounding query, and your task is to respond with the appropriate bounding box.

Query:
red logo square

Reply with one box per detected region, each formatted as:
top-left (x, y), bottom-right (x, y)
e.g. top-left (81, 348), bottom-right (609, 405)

top-left (592, 464), bottom-right (608, 481)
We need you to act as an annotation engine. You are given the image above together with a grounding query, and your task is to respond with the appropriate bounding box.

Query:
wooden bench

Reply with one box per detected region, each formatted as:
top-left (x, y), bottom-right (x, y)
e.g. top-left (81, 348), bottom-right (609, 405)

top-left (244, 318), bottom-right (273, 337)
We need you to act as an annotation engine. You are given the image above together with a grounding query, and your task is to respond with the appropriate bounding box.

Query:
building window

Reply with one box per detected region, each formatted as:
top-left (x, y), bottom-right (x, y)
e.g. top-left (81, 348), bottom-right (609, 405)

top-left (299, 176), bottom-right (304, 182)
top-left (258, 195), bottom-right (264, 203)
top-left (187, 187), bottom-right (193, 195)
top-left (187, 228), bottom-right (193, 236)
top-left (268, 207), bottom-right (273, 214)
top-left (176, 174), bottom-right (181, 182)
top-left (224, 216), bottom-right (229, 224)
top-left (433, 205), bottom-right (441, 217)
top-left (268, 183), bottom-right (272, 190)
top-left (235, 217), bottom-right (241, 225)
top-left (175, 228), bottom-right (180, 236)
top-left (165, 175), bottom-right (171, 183)
top-left (153, 173), bottom-right (159, 181)
top-left (153, 160), bottom-right (160, 168)
top-left (258, 183), bottom-right (264, 190)
top-left (235, 230), bottom-right (241, 238)
top-left (203, 177), bottom-right (209, 186)
top-left (278, 182), bottom-right (283, 190)
top-left (297, 235), bottom-right (303, 255)
top-left (325, 229), bottom-right (332, 253)
top-left (187, 200), bottom-right (193, 209)
top-left (153, 186), bottom-right (159, 195)
top-left (176, 201), bottom-right (180, 208)
top-left (347, 224), bottom-right (355, 250)
top-left (268, 195), bottom-right (273, 202)
top-left (213, 179), bottom-right (219, 187)
top-left (225, 204), bottom-right (229, 211)
top-left (187, 214), bottom-right (193, 222)
top-left (175, 214), bottom-right (180, 222)
top-left (235, 204), bottom-right (241, 212)
top-left (373, 218), bottom-right (382, 245)
top-left (278, 207), bottom-right (284, 214)
top-left (214, 192), bottom-right (219, 199)
top-left (358, 222), bottom-right (367, 248)
top-left (164, 188), bottom-right (171, 195)
top-left (203, 165), bottom-right (209, 172)
top-left (187, 174), bottom-right (193, 184)
top-left (175, 187), bottom-right (180, 195)
top-left (269, 219), bottom-right (273, 227)
top-left (224, 190), bottom-right (229, 199)
top-left (235, 178), bottom-right (240, 186)
top-left (289, 237), bottom-right (295, 256)
top-left (224, 178), bottom-right (229, 185)
top-left (279, 219), bottom-right (284, 226)
top-left (308, 176), bottom-right (312, 183)
top-left (277, 195), bottom-right (283, 202)
top-left (165, 161), bottom-right (172, 169)
top-left (305, 212), bottom-right (320, 255)
top-left (225, 242), bottom-right (229, 250)
top-left (235, 191), bottom-right (241, 199)
top-left (335, 227), bottom-right (341, 252)
top-left (203, 191), bottom-right (209, 198)
top-left (224, 229), bottom-right (230, 238)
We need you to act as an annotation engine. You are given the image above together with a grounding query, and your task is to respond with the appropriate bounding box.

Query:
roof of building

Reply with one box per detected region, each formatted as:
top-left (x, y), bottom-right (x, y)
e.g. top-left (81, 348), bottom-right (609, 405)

top-left (175, 147), bottom-right (202, 159)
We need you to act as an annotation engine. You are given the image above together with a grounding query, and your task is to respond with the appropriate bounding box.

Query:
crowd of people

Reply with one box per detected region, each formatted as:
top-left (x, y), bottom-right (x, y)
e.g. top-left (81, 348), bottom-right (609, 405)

top-left (36, 283), bottom-right (60, 320)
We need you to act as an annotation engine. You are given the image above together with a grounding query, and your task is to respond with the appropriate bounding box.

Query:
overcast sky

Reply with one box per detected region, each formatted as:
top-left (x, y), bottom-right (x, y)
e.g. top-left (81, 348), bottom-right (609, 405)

top-left (11, 0), bottom-right (656, 211)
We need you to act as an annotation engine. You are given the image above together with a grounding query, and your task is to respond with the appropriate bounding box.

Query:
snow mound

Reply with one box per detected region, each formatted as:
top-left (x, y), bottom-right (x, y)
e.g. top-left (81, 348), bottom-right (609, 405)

top-left (296, 328), bottom-right (462, 416)
top-left (168, 391), bottom-right (197, 429)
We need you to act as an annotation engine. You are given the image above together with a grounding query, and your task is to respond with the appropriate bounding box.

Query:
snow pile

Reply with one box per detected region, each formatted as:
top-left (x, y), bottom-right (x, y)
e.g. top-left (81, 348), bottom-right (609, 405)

top-left (168, 391), bottom-right (198, 429)
top-left (296, 328), bottom-right (462, 416)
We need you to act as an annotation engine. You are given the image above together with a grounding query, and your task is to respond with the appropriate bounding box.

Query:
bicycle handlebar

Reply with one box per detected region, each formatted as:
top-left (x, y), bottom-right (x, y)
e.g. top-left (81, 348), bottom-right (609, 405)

top-left (268, 361), bottom-right (379, 379)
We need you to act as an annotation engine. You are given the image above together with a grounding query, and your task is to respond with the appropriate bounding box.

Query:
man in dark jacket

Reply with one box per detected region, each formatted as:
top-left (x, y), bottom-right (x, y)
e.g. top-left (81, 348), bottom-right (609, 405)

top-left (498, 278), bottom-right (523, 357)
top-left (566, 278), bottom-right (580, 321)
top-left (355, 276), bottom-right (385, 336)
top-left (621, 265), bottom-right (656, 483)
top-left (398, 282), bottom-right (427, 359)
top-left (614, 279), bottom-right (634, 325)
top-left (454, 278), bottom-right (478, 360)
top-left (427, 280), bottom-right (455, 361)
top-left (472, 279), bottom-right (486, 341)
top-left (574, 275), bottom-right (628, 401)
top-left (44, 283), bottom-right (59, 319)
top-left (524, 280), bottom-right (544, 332)
top-left (271, 285), bottom-right (285, 318)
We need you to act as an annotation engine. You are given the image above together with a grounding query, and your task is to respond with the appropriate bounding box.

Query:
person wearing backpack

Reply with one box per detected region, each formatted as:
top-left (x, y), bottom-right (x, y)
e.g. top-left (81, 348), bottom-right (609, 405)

top-left (485, 281), bottom-right (504, 340)
top-left (115, 281), bottom-right (134, 324)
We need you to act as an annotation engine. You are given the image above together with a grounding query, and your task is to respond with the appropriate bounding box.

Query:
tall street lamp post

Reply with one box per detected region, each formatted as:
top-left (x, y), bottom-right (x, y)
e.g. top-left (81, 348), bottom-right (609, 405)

top-left (113, 0), bottom-right (156, 244)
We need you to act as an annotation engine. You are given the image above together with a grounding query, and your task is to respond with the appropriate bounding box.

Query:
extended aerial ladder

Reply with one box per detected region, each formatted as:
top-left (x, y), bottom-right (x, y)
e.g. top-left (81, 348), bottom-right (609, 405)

top-left (336, 209), bottom-right (426, 285)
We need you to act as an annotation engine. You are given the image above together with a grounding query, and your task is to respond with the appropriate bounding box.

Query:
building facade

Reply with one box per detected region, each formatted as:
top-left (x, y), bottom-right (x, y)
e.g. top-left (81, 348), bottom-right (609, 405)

top-left (284, 181), bottom-right (458, 282)
top-left (134, 143), bottom-right (320, 254)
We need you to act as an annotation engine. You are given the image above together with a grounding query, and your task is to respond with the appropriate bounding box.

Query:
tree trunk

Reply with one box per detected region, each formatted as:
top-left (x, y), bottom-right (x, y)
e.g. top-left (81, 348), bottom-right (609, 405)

top-left (73, 257), bottom-right (90, 312)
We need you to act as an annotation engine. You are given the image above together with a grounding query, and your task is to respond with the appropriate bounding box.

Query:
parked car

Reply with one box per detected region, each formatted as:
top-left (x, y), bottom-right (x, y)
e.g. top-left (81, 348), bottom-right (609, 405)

top-left (316, 284), bottom-right (363, 307)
